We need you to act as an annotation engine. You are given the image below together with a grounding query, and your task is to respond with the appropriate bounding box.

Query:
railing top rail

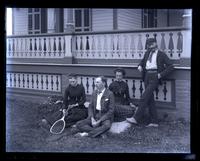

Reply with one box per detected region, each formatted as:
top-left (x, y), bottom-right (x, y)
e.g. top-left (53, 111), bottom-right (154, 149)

top-left (6, 62), bottom-right (191, 70)
top-left (6, 26), bottom-right (191, 38)
top-left (72, 26), bottom-right (191, 35)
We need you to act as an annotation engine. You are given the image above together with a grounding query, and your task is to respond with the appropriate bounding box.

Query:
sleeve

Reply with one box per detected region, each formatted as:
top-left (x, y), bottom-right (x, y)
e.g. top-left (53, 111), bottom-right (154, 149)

top-left (77, 85), bottom-right (86, 106)
top-left (108, 82), bottom-right (113, 92)
top-left (125, 83), bottom-right (131, 104)
top-left (87, 92), bottom-right (95, 119)
top-left (138, 51), bottom-right (148, 68)
top-left (63, 87), bottom-right (69, 108)
top-left (99, 91), bottom-right (115, 122)
top-left (160, 53), bottom-right (174, 78)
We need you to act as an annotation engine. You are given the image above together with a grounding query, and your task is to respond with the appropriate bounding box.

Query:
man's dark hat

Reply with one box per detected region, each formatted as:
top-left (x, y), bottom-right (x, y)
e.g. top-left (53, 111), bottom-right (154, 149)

top-left (146, 38), bottom-right (156, 45)
top-left (114, 67), bottom-right (126, 76)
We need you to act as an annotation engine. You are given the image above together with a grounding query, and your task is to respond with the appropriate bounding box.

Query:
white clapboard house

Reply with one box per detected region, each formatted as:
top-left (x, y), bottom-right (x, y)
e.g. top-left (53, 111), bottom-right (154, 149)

top-left (6, 8), bottom-right (191, 121)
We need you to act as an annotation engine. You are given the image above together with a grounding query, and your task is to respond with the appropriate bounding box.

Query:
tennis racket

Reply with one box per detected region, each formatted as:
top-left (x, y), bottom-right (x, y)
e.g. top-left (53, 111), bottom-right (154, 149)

top-left (50, 104), bottom-right (78, 134)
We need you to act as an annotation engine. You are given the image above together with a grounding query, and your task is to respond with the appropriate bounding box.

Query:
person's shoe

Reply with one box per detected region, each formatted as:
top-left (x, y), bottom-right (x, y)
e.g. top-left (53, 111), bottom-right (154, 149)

top-left (38, 119), bottom-right (51, 132)
top-left (146, 123), bottom-right (159, 127)
top-left (126, 117), bottom-right (137, 124)
top-left (75, 132), bottom-right (89, 137)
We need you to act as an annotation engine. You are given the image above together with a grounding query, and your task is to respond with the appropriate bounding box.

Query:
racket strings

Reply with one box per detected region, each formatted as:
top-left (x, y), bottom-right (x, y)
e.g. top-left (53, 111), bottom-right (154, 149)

top-left (50, 120), bottom-right (65, 134)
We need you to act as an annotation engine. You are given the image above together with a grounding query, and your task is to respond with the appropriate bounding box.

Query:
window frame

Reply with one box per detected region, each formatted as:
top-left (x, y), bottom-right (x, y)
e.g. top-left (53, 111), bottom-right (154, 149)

top-left (74, 8), bottom-right (91, 32)
top-left (142, 9), bottom-right (157, 28)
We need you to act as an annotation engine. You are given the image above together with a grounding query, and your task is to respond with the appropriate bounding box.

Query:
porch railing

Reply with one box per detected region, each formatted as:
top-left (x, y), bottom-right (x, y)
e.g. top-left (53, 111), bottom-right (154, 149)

top-left (6, 72), bottom-right (172, 102)
top-left (6, 27), bottom-right (191, 60)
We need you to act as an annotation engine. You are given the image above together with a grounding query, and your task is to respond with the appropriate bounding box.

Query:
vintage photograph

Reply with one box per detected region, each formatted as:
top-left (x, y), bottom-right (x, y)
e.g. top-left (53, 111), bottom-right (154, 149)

top-left (6, 8), bottom-right (191, 153)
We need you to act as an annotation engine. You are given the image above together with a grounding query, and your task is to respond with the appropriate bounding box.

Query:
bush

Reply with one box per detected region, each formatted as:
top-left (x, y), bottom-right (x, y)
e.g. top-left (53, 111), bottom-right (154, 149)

top-left (37, 95), bottom-right (64, 120)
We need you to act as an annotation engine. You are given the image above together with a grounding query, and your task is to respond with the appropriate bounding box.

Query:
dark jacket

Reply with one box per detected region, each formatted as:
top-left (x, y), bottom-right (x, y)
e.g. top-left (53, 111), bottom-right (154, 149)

top-left (63, 84), bottom-right (86, 108)
top-left (88, 88), bottom-right (115, 122)
top-left (109, 80), bottom-right (131, 105)
top-left (139, 50), bottom-right (174, 83)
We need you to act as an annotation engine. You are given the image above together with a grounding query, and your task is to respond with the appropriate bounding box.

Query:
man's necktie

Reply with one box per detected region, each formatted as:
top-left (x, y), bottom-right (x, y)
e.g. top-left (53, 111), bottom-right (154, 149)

top-left (97, 90), bottom-right (102, 95)
top-left (148, 51), bottom-right (153, 63)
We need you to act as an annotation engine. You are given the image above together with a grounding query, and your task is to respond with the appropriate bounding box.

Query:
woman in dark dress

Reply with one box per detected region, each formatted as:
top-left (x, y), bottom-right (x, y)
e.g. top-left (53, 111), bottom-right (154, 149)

top-left (109, 68), bottom-right (137, 121)
top-left (40, 73), bottom-right (88, 131)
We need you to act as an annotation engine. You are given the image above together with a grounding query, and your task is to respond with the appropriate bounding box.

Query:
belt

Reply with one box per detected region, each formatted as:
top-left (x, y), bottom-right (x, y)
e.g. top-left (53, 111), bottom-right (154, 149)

top-left (146, 69), bottom-right (157, 73)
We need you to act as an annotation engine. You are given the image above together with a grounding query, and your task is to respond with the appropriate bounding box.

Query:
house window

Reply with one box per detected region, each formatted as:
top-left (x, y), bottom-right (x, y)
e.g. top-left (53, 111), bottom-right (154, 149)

top-left (142, 9), bottom-right (157, 28)
top-left (55, 8), bottom-right (64, 33)
top-left (28, 8), bottom-right (47, 34)
top-left (75, 9), bottom-right (91, 32)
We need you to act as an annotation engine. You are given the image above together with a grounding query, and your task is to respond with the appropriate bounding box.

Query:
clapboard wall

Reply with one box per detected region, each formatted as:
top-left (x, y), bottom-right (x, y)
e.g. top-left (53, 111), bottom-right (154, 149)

top-left (92, 9), bottom-right (113, 31)
top-left (12, 8), bottom-right (28, 35)
top-left (118, 9), bottom-right (142, 30)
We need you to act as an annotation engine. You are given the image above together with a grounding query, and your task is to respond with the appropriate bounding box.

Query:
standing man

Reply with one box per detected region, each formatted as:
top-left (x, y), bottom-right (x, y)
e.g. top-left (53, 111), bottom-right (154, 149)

top-left (126, 38), bottom-right (174, 127)
top-left (75, 76), bottom-right (115, 138)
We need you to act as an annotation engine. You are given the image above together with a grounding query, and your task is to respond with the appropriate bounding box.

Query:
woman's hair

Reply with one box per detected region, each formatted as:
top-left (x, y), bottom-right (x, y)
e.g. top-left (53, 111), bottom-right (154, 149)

top-left (114, 67), bottom-right (126, 76)
top-left (68, 73), bottom-right (78, 79)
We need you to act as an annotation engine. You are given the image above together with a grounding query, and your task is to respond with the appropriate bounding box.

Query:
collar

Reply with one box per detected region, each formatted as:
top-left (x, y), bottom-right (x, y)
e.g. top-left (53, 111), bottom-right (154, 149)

top-left (97, 88), bottom-right (106, 95)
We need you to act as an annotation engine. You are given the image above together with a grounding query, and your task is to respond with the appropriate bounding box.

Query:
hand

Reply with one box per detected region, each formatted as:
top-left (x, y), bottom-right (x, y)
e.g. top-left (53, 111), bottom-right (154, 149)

top-left (130, 103), bottom-right (136, 108)
top-left (91, 117), bottom-right (96, 125)
top-left (138, 66), bottom-right (143, 72)
top-left (62, 109), bottom-right (68, 116)
top-left (93, 120), bottom-right (101, 127)
top-left (68, 103), bottom-right (78, 109)
top-left (91, 117), bottom-right (100, 127)
top-left (158, 73), bottom-right (161, 79)
top-left (68, 104), bottom-right (74, 109)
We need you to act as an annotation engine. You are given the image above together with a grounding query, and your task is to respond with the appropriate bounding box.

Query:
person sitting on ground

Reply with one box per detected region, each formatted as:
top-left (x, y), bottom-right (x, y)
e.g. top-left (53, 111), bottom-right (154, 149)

top-left (109, 68), bottom-right (137, 122)
top-left (75, 76), bottom-right (115, 138)
top-left (40, 73), bottom-right (88, 131)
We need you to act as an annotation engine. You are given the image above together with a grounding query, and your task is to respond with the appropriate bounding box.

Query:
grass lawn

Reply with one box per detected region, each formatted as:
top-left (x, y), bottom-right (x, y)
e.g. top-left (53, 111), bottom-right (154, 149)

top-left (6, 97), bottom-right (190, 153)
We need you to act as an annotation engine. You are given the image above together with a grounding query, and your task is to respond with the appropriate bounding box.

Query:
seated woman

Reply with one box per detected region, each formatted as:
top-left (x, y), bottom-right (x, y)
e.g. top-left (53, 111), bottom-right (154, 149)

top-left (40, 73), bottom-right (88, 131)
top-left (109, 68), bottom-right (137, 122)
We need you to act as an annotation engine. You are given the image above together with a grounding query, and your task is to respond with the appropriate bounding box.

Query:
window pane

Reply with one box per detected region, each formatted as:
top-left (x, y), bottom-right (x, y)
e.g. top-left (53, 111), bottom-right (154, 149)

top-left (84, 9), bottom-right (89, 26)
top-left (75, 29), bottom-right (81, 32)
top-left (148, 10), bottom-right (154, 27)
top-left (28, 15), bottom-right (32, 30)
top-left (75, 10), bottom-right (82, 27)
top-left (34, 14), bottom-right (40, 30)
top-left (144, 16), bottom-right (147, 28)
top-left (28, 8), bottom-right (32, 13)
top-left (34, 8), bottom-right (40, 12)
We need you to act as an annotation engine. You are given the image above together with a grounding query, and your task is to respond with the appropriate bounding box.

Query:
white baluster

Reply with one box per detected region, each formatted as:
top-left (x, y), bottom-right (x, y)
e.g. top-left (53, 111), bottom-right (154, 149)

top-left (61, 36), bottom-right (65, 58)
top-left (76, 36), bottom-right (81, 58)
top-left (88, 35), bottom-right (92, 58)
top-left (47, 75), bottom-right (51, 91)
top-left (7, 73), bottom-right (10, 87)
top-left (57, 75), bottom-right (61, 92)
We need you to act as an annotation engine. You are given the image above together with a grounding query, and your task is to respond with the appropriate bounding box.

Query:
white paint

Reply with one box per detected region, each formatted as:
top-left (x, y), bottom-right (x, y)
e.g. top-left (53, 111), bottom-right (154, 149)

top-left (6, 8), bottom-right (12, 35)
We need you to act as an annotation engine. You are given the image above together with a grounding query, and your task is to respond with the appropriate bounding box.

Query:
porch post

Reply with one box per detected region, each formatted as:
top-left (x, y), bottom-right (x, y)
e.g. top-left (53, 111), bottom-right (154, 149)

top-left (182, 9), bottom-right (192, 28)
top-left (63, 35), bottom-right (73, 63)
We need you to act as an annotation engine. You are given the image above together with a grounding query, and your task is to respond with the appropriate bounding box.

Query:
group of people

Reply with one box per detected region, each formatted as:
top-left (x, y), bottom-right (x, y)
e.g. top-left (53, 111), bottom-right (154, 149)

top-left (40, 38), bottom-right (174, 138)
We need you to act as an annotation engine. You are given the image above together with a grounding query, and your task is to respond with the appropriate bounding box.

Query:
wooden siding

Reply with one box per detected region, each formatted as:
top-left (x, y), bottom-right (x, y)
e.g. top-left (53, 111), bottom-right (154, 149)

top-left (118, 9), bottom-right (142, 30)
top-left (157, 9), bottom-right (168, 27)
top-left (13, 8), bottom-right (28, 35)
top-left (92, 9), bottom-right (113, 31)
top-left (169, 9), bottom-right (184, 27)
